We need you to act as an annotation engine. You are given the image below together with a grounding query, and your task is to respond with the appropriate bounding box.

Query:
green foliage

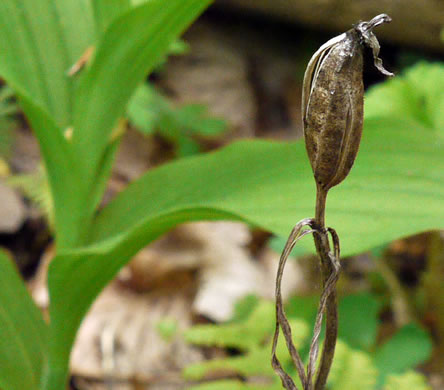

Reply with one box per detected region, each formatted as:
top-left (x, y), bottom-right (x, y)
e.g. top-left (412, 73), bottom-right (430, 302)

top-left (0, 86), bottom-right (18, 159)
top-left (338, 295), bottom-right (432, 386)
top-left (365, 62), bottom-right (444, 130)
top-left (156, 319), bottom-right (179, 342)
top-left (338, 293), bottom-right (381, 351)
top-left (92, 0), bottom-right (131, 36)
top-left (184, 300), bottom-right (307, 389)
top-left (230, 294), bottom-right (261, 323)
top-left (189, 379), bottom-right (271, 390)
top-left (372, 324), bottom-right (433, 387)
top-left (184, 295), bottom-right (432, 390)
top-left (127, 83), bottom-right (227, 157)
top-left (0, 1), bottom-right (212, 389)
top-left (383, 371), bottom-right (432, 390)
top-left (328, 340), bottom-right (378, 390)
top-left (0, 250), bottom-right (48, 390)
top-left (8, 167), bottom-right (54, 228)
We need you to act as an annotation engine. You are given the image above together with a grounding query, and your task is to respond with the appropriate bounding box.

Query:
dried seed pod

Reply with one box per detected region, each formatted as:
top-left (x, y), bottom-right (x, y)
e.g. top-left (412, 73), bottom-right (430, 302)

top-left (302, 14), bottom-right (393, 191)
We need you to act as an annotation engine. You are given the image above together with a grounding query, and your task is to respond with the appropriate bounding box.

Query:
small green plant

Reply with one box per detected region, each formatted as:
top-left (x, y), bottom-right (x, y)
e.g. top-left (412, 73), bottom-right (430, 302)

top-left (8, 167), bottom-right (54, 227)
top-left (184, 300), bottom-right (308, 390)
top-left (184, 295), bottom-right (432, 390)
top-left (127, 83), bottom-right (227, 157)
top-left (7, 82), bottom-right (226, 226)
top-left (0, 1), bottom-right (214, 389)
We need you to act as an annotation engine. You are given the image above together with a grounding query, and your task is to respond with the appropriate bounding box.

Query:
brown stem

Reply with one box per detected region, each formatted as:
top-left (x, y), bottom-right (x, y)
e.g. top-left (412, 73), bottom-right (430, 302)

top-left (271, 219), bottom-right (317, 390)
top-left (313, 186), bottom-right (339, 390)
top-left (272, 187), bottom-right (341, 390)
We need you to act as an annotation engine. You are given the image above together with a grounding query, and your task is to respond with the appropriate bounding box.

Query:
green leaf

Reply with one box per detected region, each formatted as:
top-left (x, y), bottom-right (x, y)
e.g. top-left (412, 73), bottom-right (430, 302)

top-left (338, 293), bottom-right (381, 350)
top-left (156, 319), bottom-right (178, 342)
top-left (188, 379), bottom-right (276, 390)
top-left (44, 208), bottom-right (230, 389)
top-left (175, 134), bottom-right (201, 157)
top-left (91, 115), bottom-right (444, 257)
top-left (0, 0), bottom-right (94, 128)
top-left (230, 295), bottom-right (260, 323)
top-left (17, 94), bottom-right (83, 248)
top-left (127, 84), bottom-right (169, 135)
top-left (183, 301), bottom-right (308, 387)
top-left (71, 0), bottom-right (212, 189)
top-left (372, 324), bottom-right (433, 386)
top-left (170, 104), bottom-right (227, 136)
top-left (127, 84), bottom-right (227, 157)
top-left (184, 301), bottom-right (276, 352)
top-left (0, 250), bottom-right (48, 390)
top-left (284, 296), bottom-right (318, 329)
top-left (383, 371), bottom-right (432, 390)
top-left (328, 341), bottom-right (378, 390)
top-left (365, 62), bottom-right (444, 130)
top-left (44, 236), bottom-right (138, 389)
top-left (92, 0), bottom-right (131, 36)
top-left (168, 39), bottom-right (190, 56)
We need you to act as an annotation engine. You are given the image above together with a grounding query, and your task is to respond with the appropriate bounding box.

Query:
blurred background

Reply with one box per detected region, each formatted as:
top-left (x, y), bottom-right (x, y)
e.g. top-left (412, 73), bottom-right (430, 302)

top-left (1, 1), bottom-right (444, 389)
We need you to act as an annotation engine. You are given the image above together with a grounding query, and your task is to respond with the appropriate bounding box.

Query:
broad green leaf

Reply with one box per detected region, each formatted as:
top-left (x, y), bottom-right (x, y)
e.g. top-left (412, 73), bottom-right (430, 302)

top-left (45, 208), bottom-right (233, 389)
top-left (372, 324), bottom-right (432, 386)
top-left (72, 0), bottom-right (212, 189)
top-left (383, 371), bottom-right (432, 390)
top-left (338, 293), bottom-right (381, 350)
top-left (365, 62), bottom-right (444, 130)
top-left (328, 341), bottom-right (378, 390)
top-left (0, 0), bottom-right (94, 128)
top-left (92, 0), bottom-right (131, 36)
top-left (0, 250), bottom-right (48, 390)
top-left (91, 115), bottom-right (444, 257)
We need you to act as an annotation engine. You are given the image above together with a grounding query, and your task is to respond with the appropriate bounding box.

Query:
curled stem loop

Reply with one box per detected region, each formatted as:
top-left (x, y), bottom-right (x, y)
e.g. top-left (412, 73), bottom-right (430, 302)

top-left (272, 220), bottom-right (341, 390)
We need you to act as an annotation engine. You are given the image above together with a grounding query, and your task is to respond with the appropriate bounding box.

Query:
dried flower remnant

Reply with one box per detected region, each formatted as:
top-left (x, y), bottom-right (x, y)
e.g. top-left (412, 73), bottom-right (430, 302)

top-left (272, 14), bottom-right (393, 390)
top-left (303, 13), bottom-right (393, 193)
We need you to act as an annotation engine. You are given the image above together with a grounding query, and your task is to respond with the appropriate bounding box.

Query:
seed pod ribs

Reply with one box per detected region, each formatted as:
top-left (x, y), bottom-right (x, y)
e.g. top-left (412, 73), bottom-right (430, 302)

top-left (302, 14), bottom-right (393, 192)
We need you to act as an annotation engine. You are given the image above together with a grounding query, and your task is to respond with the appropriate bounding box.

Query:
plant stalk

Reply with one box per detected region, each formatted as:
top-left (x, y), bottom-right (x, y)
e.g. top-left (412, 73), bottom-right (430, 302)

top-left (271, 188), bottom-right (341, 390)
top-left (313, 186), bottom-right (339, 390)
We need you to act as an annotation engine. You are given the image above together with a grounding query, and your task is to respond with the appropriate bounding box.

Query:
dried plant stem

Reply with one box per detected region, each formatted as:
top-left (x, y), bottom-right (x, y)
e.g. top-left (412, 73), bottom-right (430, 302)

top-left (312, 186), bottom-right (340, 390)
top-left (272, 187), bottom-right (341, 390)
top-left (272, 218), bottom-right (316, 390)
top-left (274, 13), bottom-right (392, 390)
